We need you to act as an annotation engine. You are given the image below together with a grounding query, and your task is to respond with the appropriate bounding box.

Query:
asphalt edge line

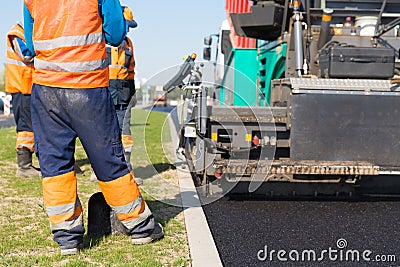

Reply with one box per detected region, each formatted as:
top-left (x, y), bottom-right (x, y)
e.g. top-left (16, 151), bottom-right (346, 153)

top-left (168, 114), bottom-right (223, 267)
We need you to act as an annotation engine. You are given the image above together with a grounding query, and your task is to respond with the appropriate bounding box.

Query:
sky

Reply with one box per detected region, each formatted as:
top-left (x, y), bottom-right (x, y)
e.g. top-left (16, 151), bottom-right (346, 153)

top-left (0, 1), bottom-right (226, 83)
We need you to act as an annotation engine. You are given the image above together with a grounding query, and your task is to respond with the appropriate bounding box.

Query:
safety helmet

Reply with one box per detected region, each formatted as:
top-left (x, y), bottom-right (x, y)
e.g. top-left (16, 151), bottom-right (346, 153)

top-left (122, 6), bottom-right (137, 28)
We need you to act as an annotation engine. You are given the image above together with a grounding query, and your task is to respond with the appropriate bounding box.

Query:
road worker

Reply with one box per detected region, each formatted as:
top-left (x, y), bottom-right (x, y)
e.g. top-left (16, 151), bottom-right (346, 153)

top-left (24, 0), bottom-right (163, 255)
top-left (5, 22), bottom-right (40, 178)
top-left (111, 6), bottom-right (138, 177)
top-left (91, 6), bottom-right (143, 185)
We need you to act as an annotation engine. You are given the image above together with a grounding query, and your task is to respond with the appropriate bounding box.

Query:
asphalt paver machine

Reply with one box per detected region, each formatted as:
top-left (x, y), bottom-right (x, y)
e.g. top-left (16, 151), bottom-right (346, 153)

top-left (167, 0), bottom-right (400, 197)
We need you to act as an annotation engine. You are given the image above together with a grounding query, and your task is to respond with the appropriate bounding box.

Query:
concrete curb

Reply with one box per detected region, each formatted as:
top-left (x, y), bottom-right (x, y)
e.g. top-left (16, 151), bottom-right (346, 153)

top-left (168, 115), bottom-right (223, 267)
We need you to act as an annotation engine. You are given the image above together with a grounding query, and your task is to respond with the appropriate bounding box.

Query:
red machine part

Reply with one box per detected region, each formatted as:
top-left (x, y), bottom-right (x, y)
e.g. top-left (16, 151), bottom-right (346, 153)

top-left (225, 0), bottom-right (256, 48)
top-left (252, 135), bottom-right (260, 146)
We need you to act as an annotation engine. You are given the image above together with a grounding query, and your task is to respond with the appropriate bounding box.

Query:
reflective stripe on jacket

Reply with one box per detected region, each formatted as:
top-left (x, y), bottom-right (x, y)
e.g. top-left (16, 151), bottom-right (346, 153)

top-left (24, 0), bottom-right (108, 89)
top-left (5, 24), bottom-right (33, 94)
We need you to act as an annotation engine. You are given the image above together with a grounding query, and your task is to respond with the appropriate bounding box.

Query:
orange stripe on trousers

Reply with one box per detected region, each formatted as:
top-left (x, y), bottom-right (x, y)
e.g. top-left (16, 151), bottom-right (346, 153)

top-left (43, 171), bottom-right (77, 206)
top-left (98, 172), bottom-right (141, 207)
top-left (16, 131), bottom-right (35, 152)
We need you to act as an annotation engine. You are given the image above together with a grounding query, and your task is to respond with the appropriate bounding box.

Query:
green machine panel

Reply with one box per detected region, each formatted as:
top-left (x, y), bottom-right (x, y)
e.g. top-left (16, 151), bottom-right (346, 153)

top-left (220, 48), bottom-right (258, 107)
top-left (258, 40), bottom-right (287, 106)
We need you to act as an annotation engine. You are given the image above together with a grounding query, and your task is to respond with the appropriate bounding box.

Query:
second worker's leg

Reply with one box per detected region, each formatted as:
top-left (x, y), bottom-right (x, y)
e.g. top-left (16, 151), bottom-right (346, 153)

top-left (13, 93), bottom-right (40, 178)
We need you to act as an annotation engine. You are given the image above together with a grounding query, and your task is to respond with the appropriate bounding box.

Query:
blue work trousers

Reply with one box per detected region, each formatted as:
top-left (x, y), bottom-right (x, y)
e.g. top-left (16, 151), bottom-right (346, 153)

top-left (12, 92), bottom-right (33, 133)
top-left (30, 84), bottom-right (153, 249)
top-left (31, 85), bottom-right (128, 180)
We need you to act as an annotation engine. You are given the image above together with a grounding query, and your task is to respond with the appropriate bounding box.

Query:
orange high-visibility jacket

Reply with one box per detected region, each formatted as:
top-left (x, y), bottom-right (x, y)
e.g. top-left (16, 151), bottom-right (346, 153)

top-left (108, 37), bottom-right (135, 81)
top-left (24, 0), bottom-right (109, 89)
top-left (5, 23), bottom-right (33, 95)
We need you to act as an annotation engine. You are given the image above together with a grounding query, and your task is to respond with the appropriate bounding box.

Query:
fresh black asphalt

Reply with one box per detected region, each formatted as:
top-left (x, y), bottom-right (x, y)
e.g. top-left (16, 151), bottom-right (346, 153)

top-left (202, 196), bottom-right (400, 267)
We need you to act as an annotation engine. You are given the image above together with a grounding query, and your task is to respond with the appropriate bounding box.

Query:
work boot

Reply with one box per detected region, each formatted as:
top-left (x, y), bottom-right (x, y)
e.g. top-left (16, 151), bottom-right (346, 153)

top-left (131, 222), bottom-right (164, 245)
top-left (60, 242), bottom-right (83, 256)
top-left (16, 148), bottom-right (41, 178)
top-left (125, 151), bottom-right (143, 185)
